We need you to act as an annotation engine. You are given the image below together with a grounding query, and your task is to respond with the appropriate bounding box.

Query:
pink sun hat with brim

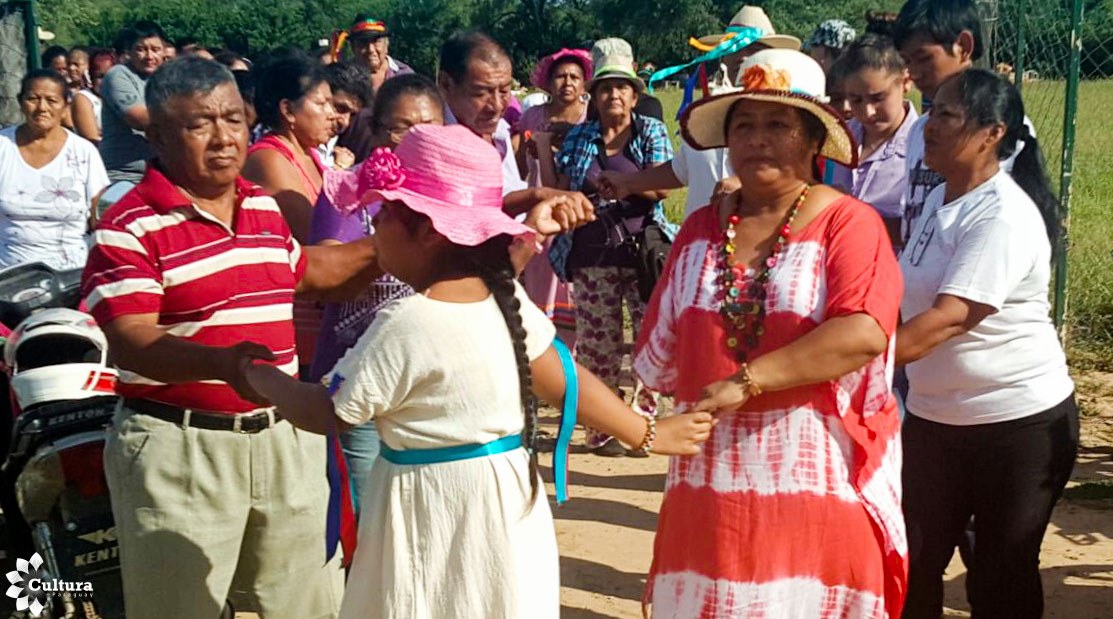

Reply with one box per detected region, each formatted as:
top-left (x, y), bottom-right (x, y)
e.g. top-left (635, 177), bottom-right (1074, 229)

top-left (335, 124), bottom-right (535, 247)
top-left (530, 48), bottom-right (593, 91)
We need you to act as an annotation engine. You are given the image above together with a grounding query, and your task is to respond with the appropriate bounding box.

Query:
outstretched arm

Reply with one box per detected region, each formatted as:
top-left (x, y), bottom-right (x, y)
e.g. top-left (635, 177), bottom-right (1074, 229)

top-left (245, 363), bottom-right (352, 435)
top-left (530, 346), bottom-right (714, 455)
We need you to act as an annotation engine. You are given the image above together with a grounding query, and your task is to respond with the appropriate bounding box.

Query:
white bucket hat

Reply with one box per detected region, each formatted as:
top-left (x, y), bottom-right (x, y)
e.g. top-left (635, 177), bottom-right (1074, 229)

top-left (680, 48), bottom-right (857, 167)
top-left (694, 5), bottom-right (801, 52)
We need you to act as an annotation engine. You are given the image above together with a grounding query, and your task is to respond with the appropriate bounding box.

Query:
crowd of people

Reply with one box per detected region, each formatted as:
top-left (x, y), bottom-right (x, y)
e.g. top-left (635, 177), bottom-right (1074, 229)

top-left (0, 0), bottom-right (1079, 617)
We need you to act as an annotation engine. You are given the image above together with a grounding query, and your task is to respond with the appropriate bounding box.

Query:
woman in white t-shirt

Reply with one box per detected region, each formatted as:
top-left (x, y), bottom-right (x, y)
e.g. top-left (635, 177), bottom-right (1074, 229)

top-left (0, 69), bottom-right (109, 272)
top-left (896, 69), bottom-right (1076, 619)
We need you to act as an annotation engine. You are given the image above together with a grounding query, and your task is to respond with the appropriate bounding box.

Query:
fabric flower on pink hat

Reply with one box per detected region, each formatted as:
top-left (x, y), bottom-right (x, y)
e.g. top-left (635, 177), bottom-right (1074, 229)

top-left (326, 124), bottom-right (535, 247)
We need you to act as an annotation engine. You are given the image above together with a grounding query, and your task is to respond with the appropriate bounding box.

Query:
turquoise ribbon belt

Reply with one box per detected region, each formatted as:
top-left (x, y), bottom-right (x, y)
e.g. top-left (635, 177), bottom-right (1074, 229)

top-left (379, 433), bottom-right (523, 465)
top-left (375, 337), bottom-right (580, 503)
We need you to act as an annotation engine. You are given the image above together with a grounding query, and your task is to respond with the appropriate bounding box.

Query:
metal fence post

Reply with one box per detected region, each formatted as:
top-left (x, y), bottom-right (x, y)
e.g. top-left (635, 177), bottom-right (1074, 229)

top-left (1054, 0), bottom-right (1084, 334)
top-left (1014, 0), bottom-right (1025, 96)
top-left (21, 0), bottom-right (39, 69)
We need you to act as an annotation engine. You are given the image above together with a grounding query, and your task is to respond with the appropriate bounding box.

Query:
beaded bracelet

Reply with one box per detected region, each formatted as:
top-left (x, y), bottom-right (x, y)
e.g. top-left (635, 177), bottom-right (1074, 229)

top-left (637, 416), bottom-right (657, 453)
top-left (737, 363), bottom-right (763, 398)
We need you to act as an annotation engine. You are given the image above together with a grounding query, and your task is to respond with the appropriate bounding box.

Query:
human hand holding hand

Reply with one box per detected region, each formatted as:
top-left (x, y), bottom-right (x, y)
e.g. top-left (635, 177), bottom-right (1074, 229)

top-left (220, 342), bottom-right (276, 405)
top-left (692, 368), bottom-right (761, 415)
top-left (333, 146), bottom-right (355, 170)
top-left (649, 412), bottom-right (717, 456)
top-left (711, 175), bottom-right (741, 206)
top-left (598, 171), bottom-right (632, 201)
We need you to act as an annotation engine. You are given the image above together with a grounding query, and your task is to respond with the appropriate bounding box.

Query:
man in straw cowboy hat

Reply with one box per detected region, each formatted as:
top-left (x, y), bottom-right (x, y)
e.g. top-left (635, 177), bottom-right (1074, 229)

top-left (599, 5), bottom-right (801, 219)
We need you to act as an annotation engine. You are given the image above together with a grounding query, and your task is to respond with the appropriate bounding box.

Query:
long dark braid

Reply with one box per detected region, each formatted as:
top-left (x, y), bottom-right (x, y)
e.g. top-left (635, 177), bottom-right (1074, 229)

top-left (395, 204), bottom-right (541, 503)
top-left (461, 236), bottom-right (540, 503)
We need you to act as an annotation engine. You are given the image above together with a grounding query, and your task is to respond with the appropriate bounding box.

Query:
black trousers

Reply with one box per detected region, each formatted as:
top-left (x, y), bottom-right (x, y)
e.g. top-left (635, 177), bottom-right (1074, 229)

top-left (901, 394), bottom-right (1079, 619)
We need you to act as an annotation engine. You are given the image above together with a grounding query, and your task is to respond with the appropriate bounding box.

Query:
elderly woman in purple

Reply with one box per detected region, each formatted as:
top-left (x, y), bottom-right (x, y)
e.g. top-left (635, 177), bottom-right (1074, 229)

top-left (829, 34), bottom-right (917, 249)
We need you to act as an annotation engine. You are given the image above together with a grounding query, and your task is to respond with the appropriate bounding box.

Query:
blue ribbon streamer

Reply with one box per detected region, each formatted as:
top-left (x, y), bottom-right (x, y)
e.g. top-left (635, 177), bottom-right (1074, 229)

top-left (647, 26), bottom-right (765, 94)
top-left (552, 337), bottom-right (578, 504)
top-left (324, 374), bottom-right (347, 564)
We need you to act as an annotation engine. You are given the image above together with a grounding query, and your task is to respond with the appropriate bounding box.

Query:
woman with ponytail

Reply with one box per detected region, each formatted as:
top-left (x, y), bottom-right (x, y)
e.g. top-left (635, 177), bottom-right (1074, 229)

top-left (241, 124), bottom-right (715, 619)
top-left (896, 69), bottom-right (1076, 618)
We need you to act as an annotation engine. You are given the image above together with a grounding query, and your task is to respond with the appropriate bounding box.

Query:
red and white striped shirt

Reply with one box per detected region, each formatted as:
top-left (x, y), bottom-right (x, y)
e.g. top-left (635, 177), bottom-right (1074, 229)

top-left (82, 165), bottom-right (308, 413)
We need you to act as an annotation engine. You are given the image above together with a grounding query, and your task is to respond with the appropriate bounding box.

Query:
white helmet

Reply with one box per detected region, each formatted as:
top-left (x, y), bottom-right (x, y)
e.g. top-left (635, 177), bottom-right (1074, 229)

top-left (5, 308), bottom-right (116, 410)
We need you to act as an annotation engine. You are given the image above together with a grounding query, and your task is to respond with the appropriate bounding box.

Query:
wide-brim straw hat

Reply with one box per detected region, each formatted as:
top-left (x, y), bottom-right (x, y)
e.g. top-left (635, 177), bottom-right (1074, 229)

top-left (680, 49), bottom-right (857, 167)
top-left (335, 125), bottom-right (535, 247)
top-left (694, 5), bottom-right (801, 51)
top-left (531, 48), bottom-right (593, 91)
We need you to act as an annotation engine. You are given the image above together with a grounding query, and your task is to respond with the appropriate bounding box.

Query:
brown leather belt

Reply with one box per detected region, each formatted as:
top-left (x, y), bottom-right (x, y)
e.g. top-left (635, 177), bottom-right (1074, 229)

top-left (124, 398), bottom-right (282, 434)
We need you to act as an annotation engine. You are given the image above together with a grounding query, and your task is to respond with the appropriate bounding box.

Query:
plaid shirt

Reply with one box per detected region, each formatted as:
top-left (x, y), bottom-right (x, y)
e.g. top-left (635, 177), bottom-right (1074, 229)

top-left (549, 113), bottom-right (676, 280)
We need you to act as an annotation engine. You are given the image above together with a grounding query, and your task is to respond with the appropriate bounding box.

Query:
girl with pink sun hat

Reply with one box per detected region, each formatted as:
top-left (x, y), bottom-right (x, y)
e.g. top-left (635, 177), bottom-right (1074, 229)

top-left (242, 123), bottom-right (715, 618)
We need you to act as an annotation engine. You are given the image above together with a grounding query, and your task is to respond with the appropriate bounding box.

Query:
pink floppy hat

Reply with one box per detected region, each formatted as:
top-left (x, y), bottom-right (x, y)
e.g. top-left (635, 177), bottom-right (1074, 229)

top-left (337, 124), bottom-right (535, 247)
top-left (530, 48), bottom-right (593, 91)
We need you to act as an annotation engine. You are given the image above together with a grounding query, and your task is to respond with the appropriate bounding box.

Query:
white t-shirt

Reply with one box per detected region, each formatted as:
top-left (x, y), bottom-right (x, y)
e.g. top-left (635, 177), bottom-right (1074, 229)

top-left (0, 127), bottom-right (109, 270)
top-left (75, 90), bottom-right (103, 132)
top-left (672, 141), bottom-right (732, 219)
top-left (903, 111), bottom-right (1034, 245)
top-left (900, 170), bottom-right (1073, 425)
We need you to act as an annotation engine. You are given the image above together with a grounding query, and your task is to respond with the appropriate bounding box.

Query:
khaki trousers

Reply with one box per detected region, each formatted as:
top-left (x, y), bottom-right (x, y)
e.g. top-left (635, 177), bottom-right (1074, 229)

top-left (104, 404), bottom-right (344, 619)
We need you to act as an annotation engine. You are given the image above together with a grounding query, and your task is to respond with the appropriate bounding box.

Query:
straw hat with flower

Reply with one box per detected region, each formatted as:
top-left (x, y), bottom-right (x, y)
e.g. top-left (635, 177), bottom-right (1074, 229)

top-left (680, 48), bottom-right (858, 167)
top-left (323, 124), bottom-right (535, 247)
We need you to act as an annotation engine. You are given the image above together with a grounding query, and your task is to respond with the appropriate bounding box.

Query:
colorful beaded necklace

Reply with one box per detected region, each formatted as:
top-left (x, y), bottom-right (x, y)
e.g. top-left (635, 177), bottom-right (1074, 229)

top-left (719, 184), bottom-right (810, 361)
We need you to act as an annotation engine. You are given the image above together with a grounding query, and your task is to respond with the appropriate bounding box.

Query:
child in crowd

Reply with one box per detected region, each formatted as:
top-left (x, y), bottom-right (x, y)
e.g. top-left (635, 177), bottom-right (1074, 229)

top-left (826, 60), bottom-right (853, 122)
top-left (893, 0), bottom-right (981, 242)
top-left (243, 124), bottom-right (715, 619)
top-left (830, 33), bottom-right (918, 248)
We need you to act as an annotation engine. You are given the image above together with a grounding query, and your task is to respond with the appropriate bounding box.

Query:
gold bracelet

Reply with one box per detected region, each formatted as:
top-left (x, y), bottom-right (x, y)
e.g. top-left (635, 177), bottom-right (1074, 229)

top-left (737, 363), bottom-right (763, 397)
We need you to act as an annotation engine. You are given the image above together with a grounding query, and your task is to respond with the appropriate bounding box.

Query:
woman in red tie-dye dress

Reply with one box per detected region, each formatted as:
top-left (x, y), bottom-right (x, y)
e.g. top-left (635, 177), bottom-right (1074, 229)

top-left (634, 49), bottom-right (907, 618)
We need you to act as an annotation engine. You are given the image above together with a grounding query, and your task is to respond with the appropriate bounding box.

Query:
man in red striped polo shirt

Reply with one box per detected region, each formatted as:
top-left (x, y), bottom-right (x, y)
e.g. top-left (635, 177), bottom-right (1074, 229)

top-left (82, 57), bottom-right (381, 618)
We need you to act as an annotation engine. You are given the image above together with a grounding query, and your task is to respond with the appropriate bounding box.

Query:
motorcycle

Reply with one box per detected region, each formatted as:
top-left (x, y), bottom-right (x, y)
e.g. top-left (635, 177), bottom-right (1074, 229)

top-left (0, 262), bottom-right (121, 619)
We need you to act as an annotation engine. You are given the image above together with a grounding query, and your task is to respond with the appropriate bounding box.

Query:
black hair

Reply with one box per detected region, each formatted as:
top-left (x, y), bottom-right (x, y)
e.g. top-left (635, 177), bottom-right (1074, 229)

top-left (370, 73), bottom-right (444, 133)
top-left (120, 20), bottom-right (168, 51)
top-left (893, 0), bottom-right (983, 60)
top-left (865, 10), bottom-right (899, 38)
top-left (176, 37), bottom-right (200, 51)
top-left (324, 62), bottom-right (374, 108)
top-left (252, 53), bottom-right (328, 130)
top-left (41, 46), bottom-right (68, 68)
top-left (19, 68), bottom-right (68, 101)
top-left (439, 31), bottom-right (509, 84)
top-left (146, 57), bottom-right (235, 119)
top-left (948, 68), bottom-right (1060, 247)
top-left (839, 33), bottom-right (906, 77)
top-left (213, 50), bottom-right (240, 67)
top-left (233, 69), bottom-right (254, 104)
top-left (393, 204), bottom-right (540, 502)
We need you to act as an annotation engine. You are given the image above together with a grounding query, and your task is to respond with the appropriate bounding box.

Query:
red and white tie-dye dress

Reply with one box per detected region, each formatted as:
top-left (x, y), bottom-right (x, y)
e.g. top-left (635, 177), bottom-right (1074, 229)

top-left (634, 197), bottom-right (908, 618)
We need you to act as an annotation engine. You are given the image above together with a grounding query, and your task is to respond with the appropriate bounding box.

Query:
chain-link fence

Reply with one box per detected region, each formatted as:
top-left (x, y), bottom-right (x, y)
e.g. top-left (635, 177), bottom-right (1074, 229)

top-left (0, 1), bottom-right (34, 128)
top-left (979, 0), bottom-right (1113, 361)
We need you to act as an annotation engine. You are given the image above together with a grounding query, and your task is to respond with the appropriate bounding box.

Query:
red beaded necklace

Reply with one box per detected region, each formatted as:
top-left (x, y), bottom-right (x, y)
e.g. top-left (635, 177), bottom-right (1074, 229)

top-left (719, 184), bottom-right (810, 361)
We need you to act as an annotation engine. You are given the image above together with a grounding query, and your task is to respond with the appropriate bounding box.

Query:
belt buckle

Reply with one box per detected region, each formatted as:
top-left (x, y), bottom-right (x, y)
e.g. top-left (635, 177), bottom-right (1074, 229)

top-left (232, 414), bottom-right (246, 434)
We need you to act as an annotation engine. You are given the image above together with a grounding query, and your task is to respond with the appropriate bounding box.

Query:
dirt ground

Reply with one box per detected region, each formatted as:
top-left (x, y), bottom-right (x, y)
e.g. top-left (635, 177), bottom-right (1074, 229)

top-left (239, 372), bottom-right (1112, 619)
top-left (550, 370), bottom-right (1113, 619)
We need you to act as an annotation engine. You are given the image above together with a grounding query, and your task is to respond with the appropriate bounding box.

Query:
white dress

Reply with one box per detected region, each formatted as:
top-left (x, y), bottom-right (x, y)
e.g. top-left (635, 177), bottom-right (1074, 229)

top-left (328, 282), bottom-right (559, 619)
top-left (0, 127), bottom-right (108, 270)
